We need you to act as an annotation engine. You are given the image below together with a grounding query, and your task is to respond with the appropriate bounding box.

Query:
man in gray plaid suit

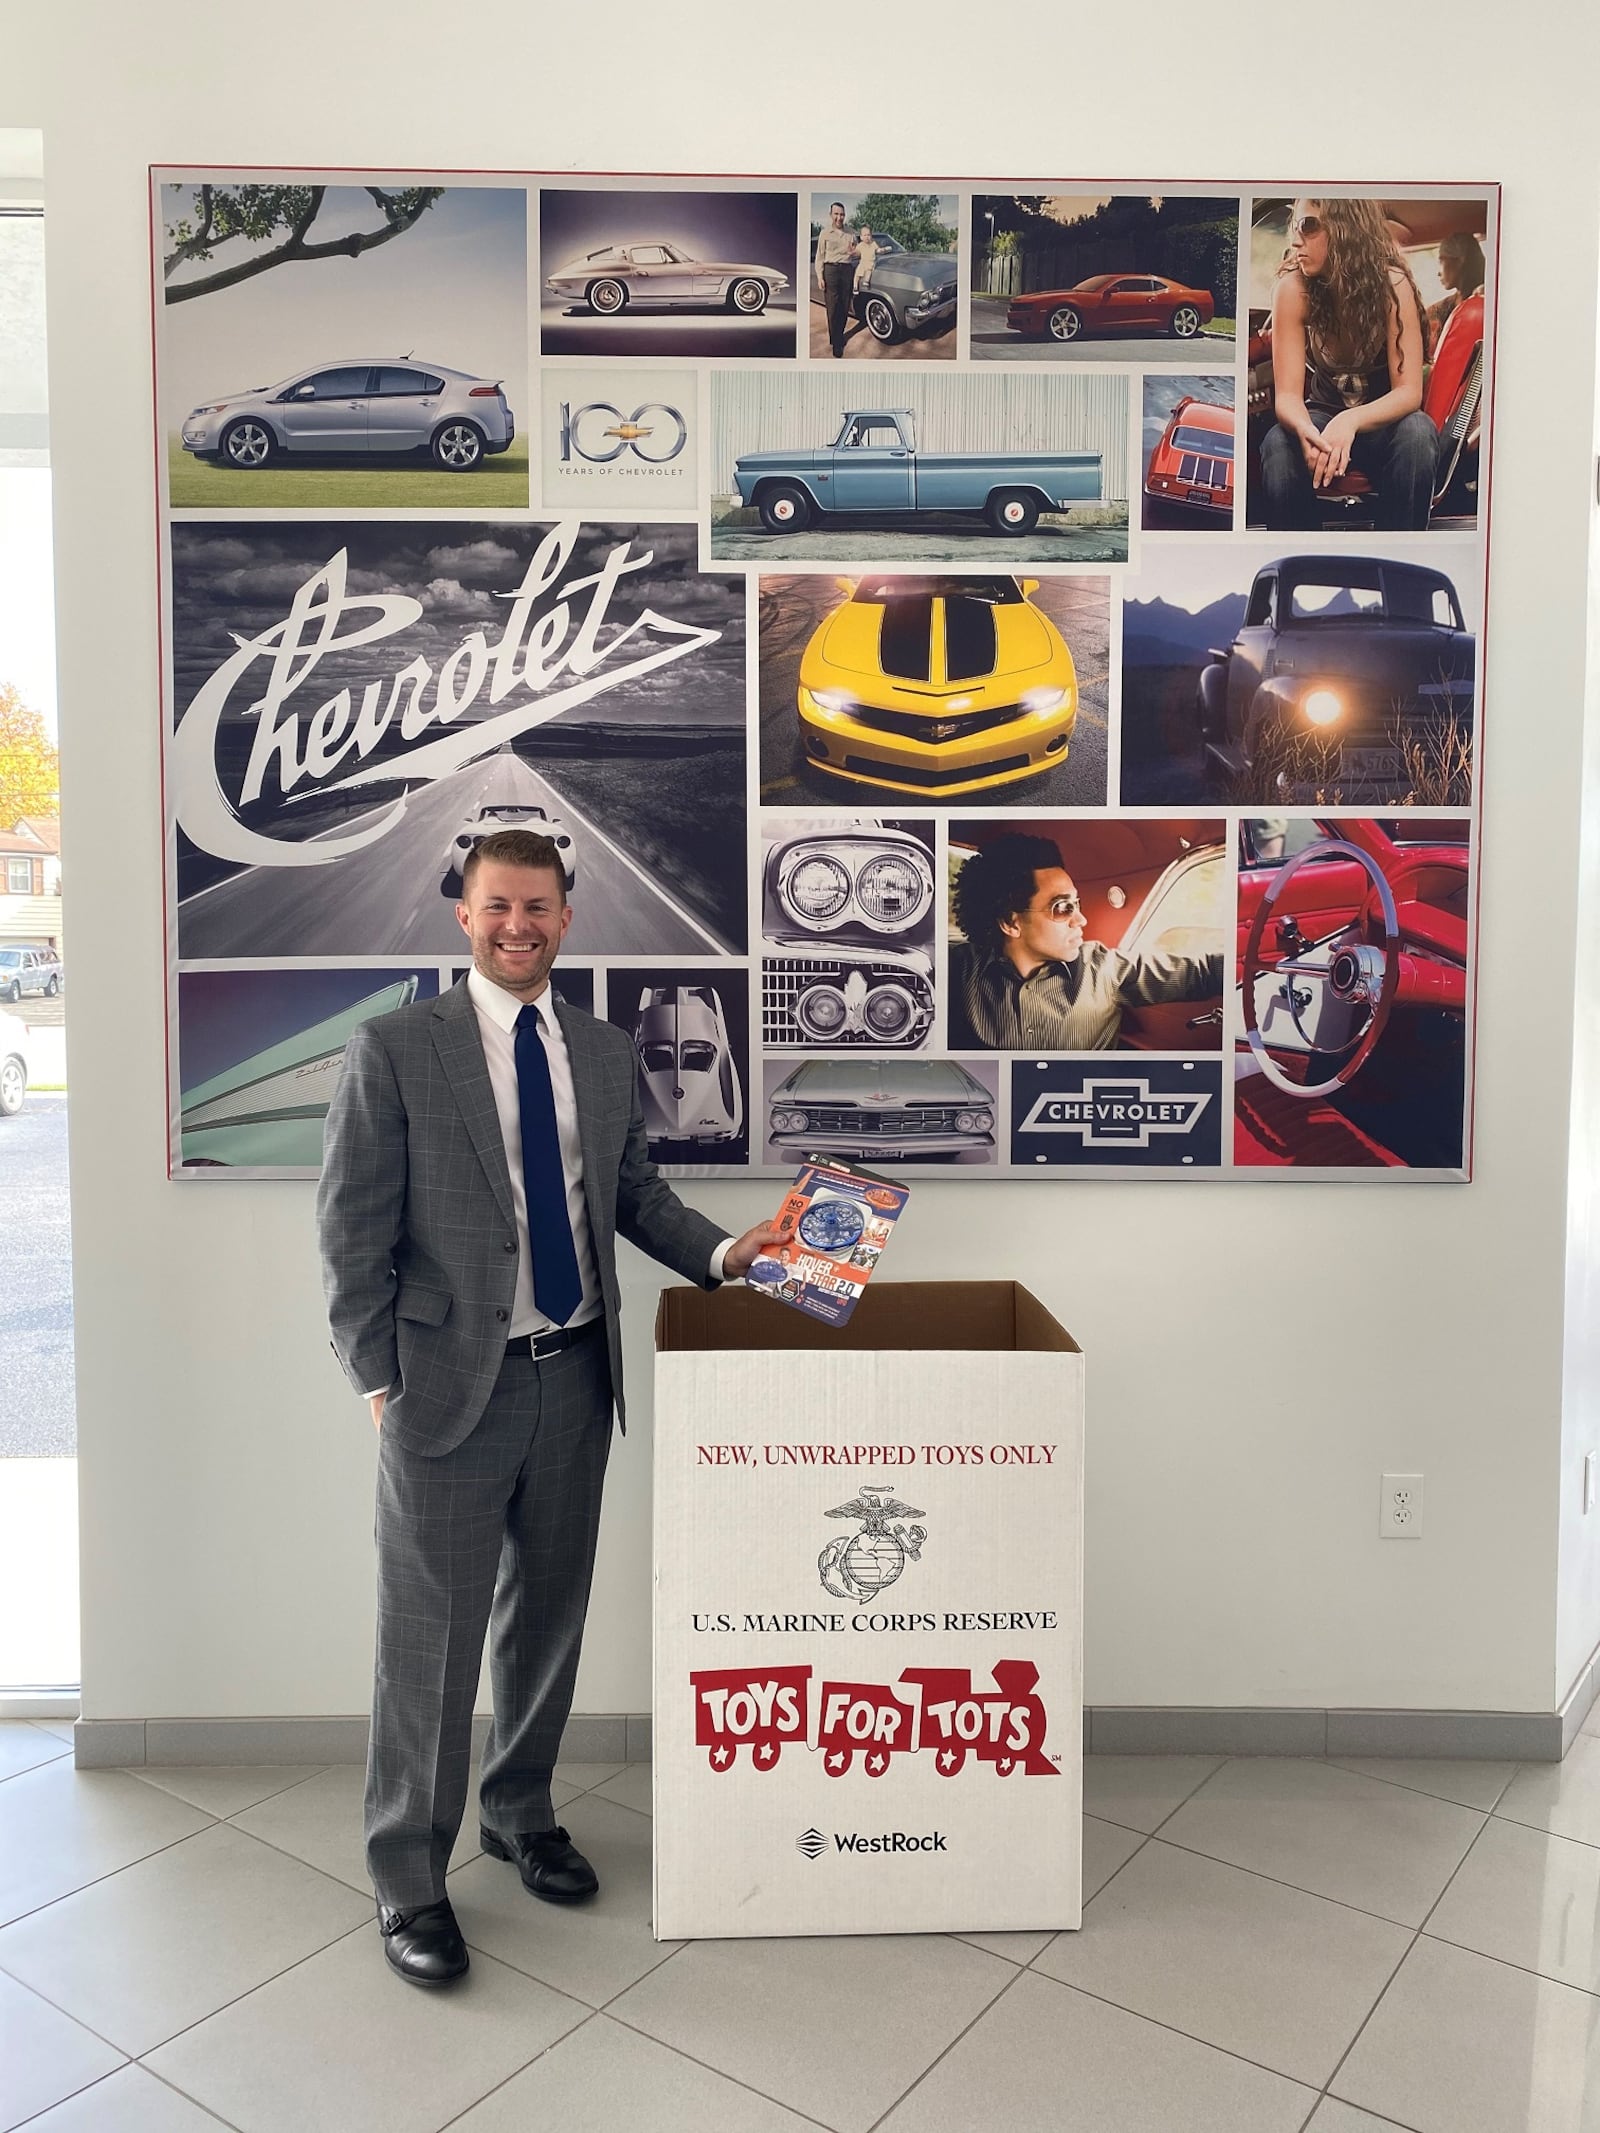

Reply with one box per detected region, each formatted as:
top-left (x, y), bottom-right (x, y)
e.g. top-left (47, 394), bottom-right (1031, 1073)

top-left (317, 828), bottom-right (780, 1985)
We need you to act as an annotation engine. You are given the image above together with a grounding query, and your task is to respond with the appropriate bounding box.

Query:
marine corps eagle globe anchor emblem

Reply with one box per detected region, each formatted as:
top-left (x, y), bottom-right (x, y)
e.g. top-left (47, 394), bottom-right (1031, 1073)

top-left (818, 1485), bottom-right (927, 1602)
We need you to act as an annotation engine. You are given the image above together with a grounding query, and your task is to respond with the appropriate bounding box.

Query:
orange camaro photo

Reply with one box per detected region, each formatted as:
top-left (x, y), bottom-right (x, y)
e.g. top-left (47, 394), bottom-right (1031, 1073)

top-left (1006, 273), bottom-right (1214, 343)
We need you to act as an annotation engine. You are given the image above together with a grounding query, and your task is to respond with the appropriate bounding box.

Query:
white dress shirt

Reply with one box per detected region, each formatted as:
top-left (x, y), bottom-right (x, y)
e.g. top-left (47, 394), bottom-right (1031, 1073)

top-left (468, 970), bottom-right (604, 1335)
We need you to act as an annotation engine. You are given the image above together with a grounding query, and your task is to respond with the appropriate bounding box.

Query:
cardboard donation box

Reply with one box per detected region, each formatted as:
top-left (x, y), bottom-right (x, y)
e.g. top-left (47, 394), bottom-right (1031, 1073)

top-left (653, 1281), bottom-right (1083, 1940)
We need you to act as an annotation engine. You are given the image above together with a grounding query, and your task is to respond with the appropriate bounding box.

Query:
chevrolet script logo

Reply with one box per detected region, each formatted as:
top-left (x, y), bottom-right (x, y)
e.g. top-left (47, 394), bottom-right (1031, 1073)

top-left (1019, 1077), bottom-right (1212, 1147)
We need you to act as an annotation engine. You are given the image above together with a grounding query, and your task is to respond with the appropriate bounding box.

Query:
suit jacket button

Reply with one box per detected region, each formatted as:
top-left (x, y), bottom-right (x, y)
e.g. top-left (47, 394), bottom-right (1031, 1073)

top-left (503, 1240), bottom-right (516, 1253)
top-left (495, 1309), bottom-right (508, 1322)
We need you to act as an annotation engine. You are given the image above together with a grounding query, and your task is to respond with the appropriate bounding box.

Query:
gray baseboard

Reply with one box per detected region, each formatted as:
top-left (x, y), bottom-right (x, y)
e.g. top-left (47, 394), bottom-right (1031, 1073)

top-left (75, 1701), bottom-right (1578, 1768)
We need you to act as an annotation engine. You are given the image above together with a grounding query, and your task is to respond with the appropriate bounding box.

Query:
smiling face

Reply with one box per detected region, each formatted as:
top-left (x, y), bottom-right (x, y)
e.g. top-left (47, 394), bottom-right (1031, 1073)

top-left (1287, 199), bottom-right (1329, 279)
top-left (1001, 866), bottom-right (1086, 973)
top-left (456, 858), bottom-right (572, 1001)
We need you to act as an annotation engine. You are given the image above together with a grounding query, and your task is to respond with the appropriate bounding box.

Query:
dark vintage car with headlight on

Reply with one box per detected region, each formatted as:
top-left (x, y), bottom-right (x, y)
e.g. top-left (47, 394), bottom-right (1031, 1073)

top-left (768, 1057), bottom-right (996, 1163)
top-left (762, 819), bottom-right (935, 1049)
top-left (1197, 555), bottom-right (1475, 803)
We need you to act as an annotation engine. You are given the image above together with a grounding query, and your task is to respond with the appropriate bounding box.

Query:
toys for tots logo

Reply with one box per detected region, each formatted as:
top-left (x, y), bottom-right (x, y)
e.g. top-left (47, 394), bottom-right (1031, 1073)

top-left (689, 1659), bottom-right (1058, 1778)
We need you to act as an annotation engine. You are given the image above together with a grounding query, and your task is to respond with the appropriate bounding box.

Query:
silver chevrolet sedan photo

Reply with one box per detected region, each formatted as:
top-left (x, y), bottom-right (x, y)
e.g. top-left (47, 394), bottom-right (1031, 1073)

top-left (180, 359), bottom-right (516, 471)
top-left (544, 242), bottom-right (789, 316)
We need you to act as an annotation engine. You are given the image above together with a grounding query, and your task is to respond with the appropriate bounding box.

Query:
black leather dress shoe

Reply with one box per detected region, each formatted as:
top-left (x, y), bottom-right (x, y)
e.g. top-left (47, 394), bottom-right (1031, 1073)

top-left (481, 1823), bottom-right (599, 1902)
top-left (377, 1897), bottom-right (469, 1984)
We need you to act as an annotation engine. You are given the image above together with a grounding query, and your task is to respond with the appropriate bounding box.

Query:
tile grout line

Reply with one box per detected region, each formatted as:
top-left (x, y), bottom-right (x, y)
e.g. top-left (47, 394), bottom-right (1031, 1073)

top-left (0, 1807), bottom-right (237, 1935)
top-left (602, 1998), bottom-right (843, 2133)
top-left (430, 2006), bottom-right (606, 2133)
top-left (1137, 1819), bottom-right (1486, 1934)
top-left (124, 1913), bottom-right (378, 2068)
top-left (1311, 1790), bottom-right (1506, 2118)
top-left (942, 1963), bottom-right (1333, 2113)
top-left (862, 1961), bottom-right (1029, 2133)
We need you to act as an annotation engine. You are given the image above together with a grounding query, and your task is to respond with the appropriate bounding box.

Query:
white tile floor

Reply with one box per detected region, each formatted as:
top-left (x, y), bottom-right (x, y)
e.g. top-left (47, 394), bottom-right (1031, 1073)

top-left (5, 1721), bottom-right (1600, 2130)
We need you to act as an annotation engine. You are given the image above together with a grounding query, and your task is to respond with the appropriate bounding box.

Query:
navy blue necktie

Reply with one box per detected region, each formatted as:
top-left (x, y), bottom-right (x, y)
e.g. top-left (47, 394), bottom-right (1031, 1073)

top-left (514, 1004), bottom-right (583, 1328)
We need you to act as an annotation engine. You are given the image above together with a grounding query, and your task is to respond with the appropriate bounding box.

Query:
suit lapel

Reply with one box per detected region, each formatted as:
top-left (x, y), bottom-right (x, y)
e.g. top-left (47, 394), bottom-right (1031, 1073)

top-left (555, 996), bottom-right (607, 1212)
top-left (430, 980), bottom-right (516, 1226)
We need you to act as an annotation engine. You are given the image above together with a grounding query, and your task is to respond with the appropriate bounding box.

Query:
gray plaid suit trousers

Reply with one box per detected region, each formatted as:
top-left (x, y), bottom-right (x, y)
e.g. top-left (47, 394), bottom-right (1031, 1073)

top-left (367, 1332), bottom-right (612, 1906)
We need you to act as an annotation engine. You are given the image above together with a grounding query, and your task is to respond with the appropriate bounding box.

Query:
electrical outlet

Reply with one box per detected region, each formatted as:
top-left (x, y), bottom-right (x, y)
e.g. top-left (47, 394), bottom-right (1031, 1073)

top-left (1585, 1451), bottom-right (1597, 1515)
top-left (1380, 1473), bottom-right (1424, 1539)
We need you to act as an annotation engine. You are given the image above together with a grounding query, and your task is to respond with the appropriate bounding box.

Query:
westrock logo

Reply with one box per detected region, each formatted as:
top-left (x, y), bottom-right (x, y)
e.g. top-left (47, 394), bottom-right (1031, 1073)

top-left (690, 1660), bottom-right (1059, 1778)
top-left (798, 1828), bottom-right (947, 1858)
top-left (1012, 1061), bottom-right (1223, 1169)
top-left (171, 523), bottom-right (719, 870)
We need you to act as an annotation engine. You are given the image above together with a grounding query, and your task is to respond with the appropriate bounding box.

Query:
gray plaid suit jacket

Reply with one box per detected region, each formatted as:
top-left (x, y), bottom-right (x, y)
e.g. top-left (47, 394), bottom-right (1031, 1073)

top-left (316, 977), bottom-right (726, 1455)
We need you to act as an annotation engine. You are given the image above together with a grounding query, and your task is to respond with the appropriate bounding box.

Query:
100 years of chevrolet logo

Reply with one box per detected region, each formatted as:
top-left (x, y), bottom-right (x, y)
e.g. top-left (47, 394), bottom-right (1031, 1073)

top-left (171, 521), bottom-right (718, 870)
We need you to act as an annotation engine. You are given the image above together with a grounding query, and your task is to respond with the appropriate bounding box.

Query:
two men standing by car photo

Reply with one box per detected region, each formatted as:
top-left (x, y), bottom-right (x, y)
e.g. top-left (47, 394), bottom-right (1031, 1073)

top-left (316, 828), bottom-right (781, 1986)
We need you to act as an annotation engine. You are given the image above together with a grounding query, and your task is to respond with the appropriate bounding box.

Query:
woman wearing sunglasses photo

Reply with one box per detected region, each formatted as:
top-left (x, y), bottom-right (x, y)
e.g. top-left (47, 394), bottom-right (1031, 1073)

top-left (1259, 197), bottom-right (1439, 530)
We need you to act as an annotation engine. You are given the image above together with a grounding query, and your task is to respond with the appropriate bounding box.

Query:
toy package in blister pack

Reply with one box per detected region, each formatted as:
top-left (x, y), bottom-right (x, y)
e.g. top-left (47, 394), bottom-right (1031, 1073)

top-left (745, 1158), bottom-right (912, 1327)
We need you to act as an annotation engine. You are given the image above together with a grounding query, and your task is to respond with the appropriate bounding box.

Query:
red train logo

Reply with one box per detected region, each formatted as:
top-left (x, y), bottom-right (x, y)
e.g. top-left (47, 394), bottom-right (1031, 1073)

top-left (689, 1661), bottom-right (1058, 1776)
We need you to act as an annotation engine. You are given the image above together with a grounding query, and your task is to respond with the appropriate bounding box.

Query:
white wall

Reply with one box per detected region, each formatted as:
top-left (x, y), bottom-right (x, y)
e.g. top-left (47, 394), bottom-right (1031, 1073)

top-left (8, 0), bottom-right (1599, 1726)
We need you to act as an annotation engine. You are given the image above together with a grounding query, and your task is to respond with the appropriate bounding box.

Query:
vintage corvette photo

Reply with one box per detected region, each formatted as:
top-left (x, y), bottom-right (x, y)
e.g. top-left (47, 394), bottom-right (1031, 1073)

top-left (1120, 540), bottom-right (1481, 807)
top-left (761, 815), bottom-right (935, 1049)
top-left (711, 372), bottom-right (1129, 564)
top-left (764, 1056), bottom-right (999, 1166)
top-left (539, 188), bottom-right (798, 358)
top-left (1234, 816), bottom-right (1470, 1173)
top-left (603, 965), bottom-right (749, 1165)
top-left (970, 192), bottom-right (1238, 362)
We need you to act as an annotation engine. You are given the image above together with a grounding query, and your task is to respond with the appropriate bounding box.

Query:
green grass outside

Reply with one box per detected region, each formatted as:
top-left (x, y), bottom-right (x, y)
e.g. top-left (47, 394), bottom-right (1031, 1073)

top-left (167, 435), bottom-right (530, 510)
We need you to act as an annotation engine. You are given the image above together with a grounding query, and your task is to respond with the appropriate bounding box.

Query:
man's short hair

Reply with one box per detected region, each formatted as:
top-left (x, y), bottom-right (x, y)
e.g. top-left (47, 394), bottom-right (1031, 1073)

top-left (461, 829), bottom-right (567, 898)
top-left (954, 833), bottom-right (1063, 950)
top-left (830, 201), bottom-right (846, 213)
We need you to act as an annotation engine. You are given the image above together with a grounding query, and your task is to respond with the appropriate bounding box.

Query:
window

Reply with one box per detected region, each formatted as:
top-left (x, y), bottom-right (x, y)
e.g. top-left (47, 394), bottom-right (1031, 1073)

top-left (1289, 579), bottom-right (1383, 621)
top-left (846, 418), bottom-right (903, 448)
top-left (630, 246), bottom-right (671, 265)
top-left (1241, 818), bottom-right (1330, 869)
top-left (296, 367), bottom-right (373, 399)
top-left (681, 1041), bottom-right (718, 1074)
top-left (6, 859), bottom-right (32, 895)
top-left (640, 1042), bottom-right (675, 1075)
top-left (1172, 424), bottom-right (1234, 458)
top-left (374, 367), bottom-right (433, 396)
top-left (1245, 575), bottom-right (1277, 628)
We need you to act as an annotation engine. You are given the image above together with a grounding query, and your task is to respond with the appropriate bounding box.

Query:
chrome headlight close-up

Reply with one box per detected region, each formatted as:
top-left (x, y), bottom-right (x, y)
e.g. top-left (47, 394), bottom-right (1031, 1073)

top-left (775, 838), bottom-right (934, 935)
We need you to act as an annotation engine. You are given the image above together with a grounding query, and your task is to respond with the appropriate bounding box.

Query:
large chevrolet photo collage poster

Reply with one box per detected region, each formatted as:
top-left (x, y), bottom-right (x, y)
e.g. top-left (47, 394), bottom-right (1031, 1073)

top-left (153, 175), bottom-right (1493, 1180)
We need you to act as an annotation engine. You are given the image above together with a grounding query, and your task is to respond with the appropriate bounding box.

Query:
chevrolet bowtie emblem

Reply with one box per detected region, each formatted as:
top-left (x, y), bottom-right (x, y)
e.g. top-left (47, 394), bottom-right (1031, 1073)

top-left (604, 422), bottom-right (653, 442)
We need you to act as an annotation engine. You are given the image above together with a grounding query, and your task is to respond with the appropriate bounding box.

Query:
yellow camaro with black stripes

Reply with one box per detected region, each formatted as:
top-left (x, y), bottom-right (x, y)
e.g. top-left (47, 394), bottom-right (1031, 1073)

top-left (796, 575), bottom-right (1077, 796)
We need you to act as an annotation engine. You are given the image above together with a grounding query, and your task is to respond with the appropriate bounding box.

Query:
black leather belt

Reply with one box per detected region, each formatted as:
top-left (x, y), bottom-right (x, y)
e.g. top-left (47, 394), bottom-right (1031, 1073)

top-left (505, 1317), bottom-right (604, 1362)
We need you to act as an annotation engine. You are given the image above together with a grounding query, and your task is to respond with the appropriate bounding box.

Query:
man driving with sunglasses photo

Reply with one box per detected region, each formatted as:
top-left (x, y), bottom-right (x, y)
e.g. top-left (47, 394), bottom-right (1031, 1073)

top-left (954, 833), bottom-right (1223, 1051)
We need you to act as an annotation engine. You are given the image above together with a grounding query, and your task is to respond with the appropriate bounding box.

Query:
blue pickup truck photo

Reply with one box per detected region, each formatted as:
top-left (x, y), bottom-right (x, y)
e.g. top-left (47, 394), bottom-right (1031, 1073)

top-left (730, 408), bottom-right (1104, 536)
